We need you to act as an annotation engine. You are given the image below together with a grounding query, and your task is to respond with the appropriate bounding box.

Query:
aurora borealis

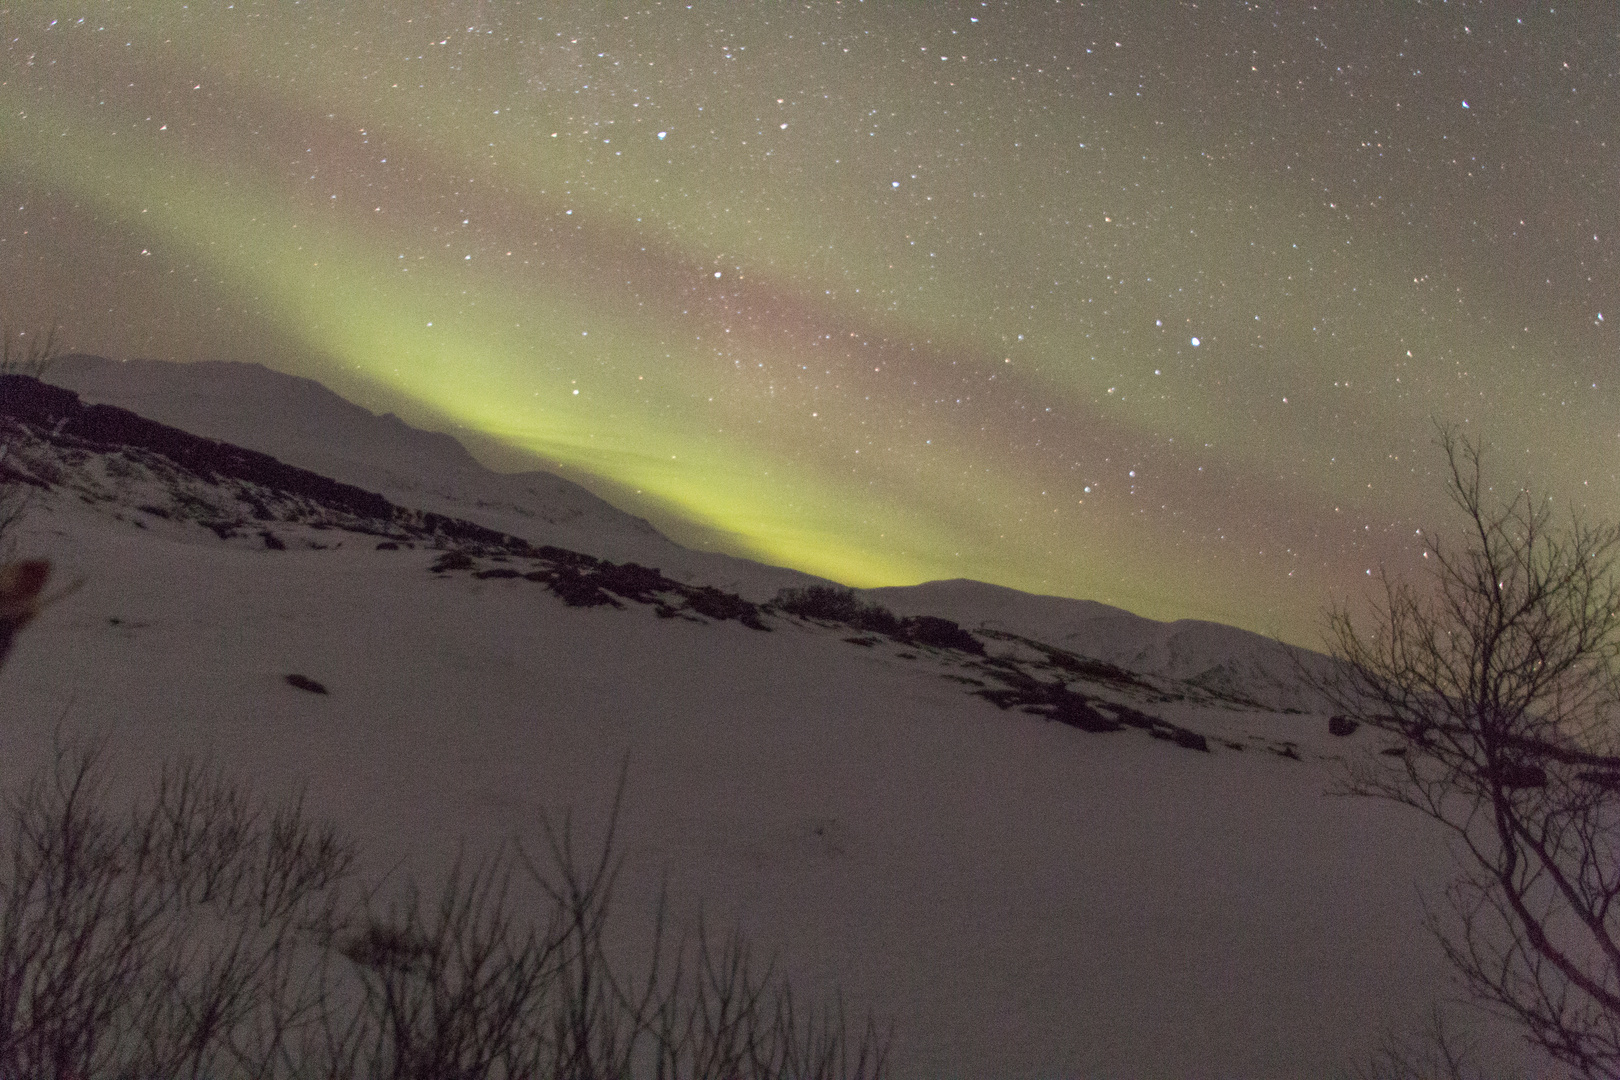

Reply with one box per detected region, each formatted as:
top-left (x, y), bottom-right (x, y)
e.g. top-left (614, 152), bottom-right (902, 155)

top-left (1, 2), bottom-right (1614, 644)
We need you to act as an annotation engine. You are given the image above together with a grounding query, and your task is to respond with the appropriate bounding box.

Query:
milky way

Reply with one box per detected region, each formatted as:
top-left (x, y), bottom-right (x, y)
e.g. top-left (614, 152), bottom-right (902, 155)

top-left (2, 2), bottom-right (1614, 643)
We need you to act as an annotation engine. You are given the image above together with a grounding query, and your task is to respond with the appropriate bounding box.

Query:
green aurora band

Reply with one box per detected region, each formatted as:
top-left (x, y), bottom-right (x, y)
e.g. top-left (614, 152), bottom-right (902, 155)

top-left (2, 2), bottom-right (1614, 644)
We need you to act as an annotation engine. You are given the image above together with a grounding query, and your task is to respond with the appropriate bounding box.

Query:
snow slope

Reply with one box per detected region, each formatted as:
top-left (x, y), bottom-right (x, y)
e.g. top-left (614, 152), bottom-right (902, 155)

top-left (44, 355), bottom-right (826, 601)
top-left (45, 355), bottom-right (1325, 683)
top-left (866, 579), bottom-right (1334, 713)
top-left (0, 368), bottom-right (1532, 1077)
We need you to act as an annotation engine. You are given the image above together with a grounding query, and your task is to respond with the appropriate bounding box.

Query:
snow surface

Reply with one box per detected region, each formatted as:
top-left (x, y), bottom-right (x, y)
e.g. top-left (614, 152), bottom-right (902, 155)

top-left (44, 355), bottom-right (827, 602)
top-left (42, 356), bottom-right (1340, 684)
top-left (865, 579), bottom-right (1334, 713)
top-left (1, 362), bottom-right (1535, 1078)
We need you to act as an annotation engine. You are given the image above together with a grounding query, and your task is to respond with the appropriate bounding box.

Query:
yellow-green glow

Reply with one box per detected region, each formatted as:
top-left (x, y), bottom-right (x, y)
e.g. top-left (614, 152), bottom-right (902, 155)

top-left (3, 93), bottom-right (1119, 599)
top-left (2, 2), bottom-right (1614, 645)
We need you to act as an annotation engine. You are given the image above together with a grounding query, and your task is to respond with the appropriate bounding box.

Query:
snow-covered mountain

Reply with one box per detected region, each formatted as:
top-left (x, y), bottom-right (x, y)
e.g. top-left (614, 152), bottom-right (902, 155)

top-left (0, 363), bottom-right (1527, 1078)
top-left (44, 354), bottom-right (828, 602)
top-left (867, 579), bottom-right (1333, 713)
top-left (42, 354), bottom-right (1333, 698)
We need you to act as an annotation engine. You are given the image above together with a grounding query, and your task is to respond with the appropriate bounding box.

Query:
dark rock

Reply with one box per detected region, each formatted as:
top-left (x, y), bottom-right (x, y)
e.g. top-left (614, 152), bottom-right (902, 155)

top-left (1039, 650), bottom-right (1139, 685)
top-left (900, 615), bottom-right (985, 655)
top-left (0, 375), bottom-right (545, 558)
top-left (1493, 761), bottom-right (1547, 789)
top-left (773, 584), bottom-right (865, 622)
top-left (684, 585), bottom-right (768, 629)
top-left (1046, 695), bottom-right (1124, 732)
top-left (413, 509), bottom-right (526, 550)
top-left (594, 560), bottom-right (667, 601)
top-left (774, 585), bottom-right (901, 636)
top-left (976, 678), bottom-right (1127, 733)
top-left (538, 545), bottom-right (599, 568)
top-left (474, 568), bottom-right (521, 579)
top-left (285, 673), bottom-right (329, 695)
top-left (1328, 715), bottom-right (1360, 737)
top-left (259, 530), bottom-right (286, 550)
top-left (0, 374), bottom-right (395, 519)
top-left (549, 566), bottom-right (617, 607)
top-left (1166, 728), bottom-right (1210, 752)
top-left (376, 541), bottom-right (399, 550)
top-left (341, 921), bottom-right (432, 974)
top-left (430, 551), bottom-right (475, 572)
top-left (974, 630), bottom-right (1153, 690)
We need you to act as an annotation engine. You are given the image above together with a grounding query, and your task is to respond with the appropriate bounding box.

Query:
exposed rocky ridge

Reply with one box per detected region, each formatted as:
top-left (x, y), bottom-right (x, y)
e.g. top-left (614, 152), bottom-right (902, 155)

top-left (0, 374), bottom-right (760, 629)
top-left (44, 354), bottom-right (649, 537)
top-left (866, 578), bottom-right (1334, 713)
top-left (1, 373), bottom-right (524, 552)
top-left (42, 355), bottom-right (824, 601)
top-left (2, 372), bottom-right (1318, 757)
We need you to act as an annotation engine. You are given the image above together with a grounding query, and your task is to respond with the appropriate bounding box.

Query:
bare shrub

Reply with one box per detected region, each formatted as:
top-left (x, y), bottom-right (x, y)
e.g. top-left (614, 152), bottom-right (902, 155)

top-left (0, 743), bottom-right (354, 1080)
top-left (0, 323), bottom-right (58, 378)
top-left (0, 479), bottom-right (26, 567)
top-left (771, 587), bottom-right (981, 655)
top-left (0, 746), bottom-right (890, 1080)
top-left (1346, 1008), bottom-right (1523, 1080)
top-left (1322, 428), bottom-right (1620, 1079)
top-left (526, 783), bottom-right (891, 1080)
top-left (0, 321), bottom-right (64, 560)
top-left (772, 587), bottom-right (902, 637)
top-left (0, 390), bottom-right (889, 1076)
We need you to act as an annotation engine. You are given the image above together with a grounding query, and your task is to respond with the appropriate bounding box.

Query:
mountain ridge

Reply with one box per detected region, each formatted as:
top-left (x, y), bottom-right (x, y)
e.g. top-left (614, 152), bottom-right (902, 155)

top-left (40, 354), bottom-right (1321, 693)
top-left (45, 354), bottom-right (841, 601)
top-left (0, 371), bottom-right (1293, 742)
top-left (0, 363), bottom-right (1529, 1079)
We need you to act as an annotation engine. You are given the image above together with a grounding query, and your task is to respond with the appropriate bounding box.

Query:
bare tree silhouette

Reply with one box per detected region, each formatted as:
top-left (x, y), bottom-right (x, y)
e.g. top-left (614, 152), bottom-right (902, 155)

top-left (1323, 428), bottom-right (1620, 1079)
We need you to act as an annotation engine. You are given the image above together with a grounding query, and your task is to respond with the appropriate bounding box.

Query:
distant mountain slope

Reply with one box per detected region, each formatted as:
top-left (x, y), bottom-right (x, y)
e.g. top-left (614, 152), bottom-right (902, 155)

top-left (41, 355), bottom-right (1326, 697)
top-left (0, 373), bottom-right (780, 632)
top-left (44, 354), bottom-right (657, 539)
top-left (44, 355), bottom-right (825, 600)
top-left (0, 368), bottom-right (1531, 1079)
top-left (0, 445), bottom-right (1529, 1080)
top-left (867, 579), bottom-right (1333, 713)
top-left (0, 372), bottom-right (530, 551)
top-left (0, 372), bottom-right (1289, 753)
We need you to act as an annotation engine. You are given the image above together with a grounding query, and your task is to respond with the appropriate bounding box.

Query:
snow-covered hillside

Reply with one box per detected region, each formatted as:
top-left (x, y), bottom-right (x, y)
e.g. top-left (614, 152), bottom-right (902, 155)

top-left (0, 367), bottom-right (1529, 1078)
top-left (44, 355), bottom-right (828, 602)
top-left (866, 579), bottom-right (1334, 713)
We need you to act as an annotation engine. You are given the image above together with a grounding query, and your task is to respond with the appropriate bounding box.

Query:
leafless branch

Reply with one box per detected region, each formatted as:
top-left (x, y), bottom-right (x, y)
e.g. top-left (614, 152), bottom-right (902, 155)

top-left (1320, 426), bottom-right (1620, 1079)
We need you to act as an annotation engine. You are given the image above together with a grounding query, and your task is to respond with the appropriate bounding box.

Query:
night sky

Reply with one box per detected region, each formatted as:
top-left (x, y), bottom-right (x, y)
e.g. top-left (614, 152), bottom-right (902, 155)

top-left (2, 2), bottom-right (1614, 645)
